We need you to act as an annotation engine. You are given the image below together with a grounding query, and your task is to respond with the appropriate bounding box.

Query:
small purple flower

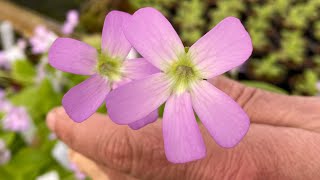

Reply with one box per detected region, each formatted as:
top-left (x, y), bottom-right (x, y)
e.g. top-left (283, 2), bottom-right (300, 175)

top-left (0, 51), bottom-right (8, 68)
top-left (106, 8), bottom-right (253, 163)
top-left (49, 11), bottom-right (159, 129)
top-left (2, 106), bottom-right (31, 132)
top-left (62, 10), bottom-right (79, 35)
top-left (69, 162), bottom-right (86, 180)
top-left (0, 139), bottom-right (11, 165)
top-left (30, 26), bottom-right (57, 54)
top-left (0, 91), bottom-right (12, 113)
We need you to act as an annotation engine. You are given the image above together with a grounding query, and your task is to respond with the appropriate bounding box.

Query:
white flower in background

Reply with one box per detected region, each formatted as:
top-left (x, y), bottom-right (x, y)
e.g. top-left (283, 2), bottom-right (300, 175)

top-left (0, 21), bottom-right (14, 50)
top-left (35, 56), bottom-right (49, 84)
top-left (52, 141), bottom-right (70, 169)
top-left (30, 25), bottom-right (57, 54)
top-left (52, 141), bottom-right (86, 179)
top-left (0, 139), bottom-right (11, 165)
top-left (35, 56), bottom-right (65, 92)
top-left (0, 21), bottom-right (26, 68)
top-left (36, 171), bottom-right (60, 180)
top-left (62, 10), bottom-right (79, 35)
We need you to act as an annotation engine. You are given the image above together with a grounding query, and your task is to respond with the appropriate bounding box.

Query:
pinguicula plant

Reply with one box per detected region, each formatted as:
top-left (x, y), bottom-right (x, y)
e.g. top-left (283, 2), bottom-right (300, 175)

top-left (48, 11), bottom-right (159, 129)
top-left (105, 8), bottom-right (252, 163)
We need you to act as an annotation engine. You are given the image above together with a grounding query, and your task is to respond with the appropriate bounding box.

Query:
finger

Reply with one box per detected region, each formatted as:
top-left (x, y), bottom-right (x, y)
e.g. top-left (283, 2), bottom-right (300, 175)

top-left (210, 76), bottom-right (320, 132)
top-left (46, 107), bottom-right (173, 179)
top-left (69, 150), bottom-right (135, 180)
top-left (47, 107), bottom-right (320, 179)
top-left (68, 150), bottom-right (109, 180)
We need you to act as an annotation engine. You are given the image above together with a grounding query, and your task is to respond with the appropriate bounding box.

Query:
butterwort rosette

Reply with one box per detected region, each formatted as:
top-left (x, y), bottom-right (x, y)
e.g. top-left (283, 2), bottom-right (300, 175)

top-left (48, 11), bottom-right (159, 129)
top-left (106, 8), bottom-right (253, 163)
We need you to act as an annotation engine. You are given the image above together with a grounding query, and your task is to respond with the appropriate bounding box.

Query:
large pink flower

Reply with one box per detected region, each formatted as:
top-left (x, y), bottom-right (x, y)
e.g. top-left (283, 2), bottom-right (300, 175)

top-left (48, 11), bottom-right (159, 129)
top-left (106, 8), bottom-right (253, 163)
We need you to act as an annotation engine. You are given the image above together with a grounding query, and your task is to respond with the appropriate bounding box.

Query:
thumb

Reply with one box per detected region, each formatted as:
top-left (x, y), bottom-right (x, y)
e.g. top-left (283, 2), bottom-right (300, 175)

top-left (46, 107), bottom-right (177, 179)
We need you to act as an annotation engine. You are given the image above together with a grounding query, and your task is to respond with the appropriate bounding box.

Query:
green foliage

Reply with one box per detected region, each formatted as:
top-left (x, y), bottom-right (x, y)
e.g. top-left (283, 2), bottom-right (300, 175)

top-left (292, 70), bottom-right (318, 95)
top-left (241, 80), bottom-right (288, 94)
top-left (209, 0), bottom-right (245, 26)
top-left (174, 0), bottom-right (205, 45)
top-left (279, 30), bottom-right (305, 65)
top-left (250, 53), bottom-right (286, 83)
top-left (11, 60), bottom-right (36, 85)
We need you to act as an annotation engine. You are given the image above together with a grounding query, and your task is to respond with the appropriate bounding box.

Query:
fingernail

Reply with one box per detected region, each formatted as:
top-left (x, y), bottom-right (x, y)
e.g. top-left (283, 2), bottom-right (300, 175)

top-left (46, 110), bottom-right (57, 131)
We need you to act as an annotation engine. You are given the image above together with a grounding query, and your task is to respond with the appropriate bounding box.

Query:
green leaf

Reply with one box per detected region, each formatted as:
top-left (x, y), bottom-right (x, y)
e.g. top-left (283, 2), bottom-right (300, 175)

top-left (11, 60), bottom-right (36, 85)
top-left (241, 80), bottom-right (288, 94)
top-left (0, 132), bottom-right (16, 146)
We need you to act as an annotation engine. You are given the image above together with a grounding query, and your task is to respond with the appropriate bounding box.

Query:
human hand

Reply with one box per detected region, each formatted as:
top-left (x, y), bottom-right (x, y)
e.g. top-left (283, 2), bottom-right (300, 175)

top-left (46, 76), bottom-right (320, 180)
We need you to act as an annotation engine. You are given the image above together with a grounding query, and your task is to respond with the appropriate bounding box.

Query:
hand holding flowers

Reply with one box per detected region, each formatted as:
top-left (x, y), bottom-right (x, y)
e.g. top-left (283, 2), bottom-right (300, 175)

top-left (49, 7), bottom-right (252, 163)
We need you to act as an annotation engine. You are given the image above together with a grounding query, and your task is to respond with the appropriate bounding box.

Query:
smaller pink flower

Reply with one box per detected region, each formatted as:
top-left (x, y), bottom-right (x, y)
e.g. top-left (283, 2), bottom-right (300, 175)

top-left (49, 11), bottom-right (159, 129)
top-left (0, 139), bottom-right (11, 165)
top-left (106, 8), bottom-right (253, 163)
top-left (62, 10), bottom-right (79, 35)
top-left (2, 106), bottom-right (31, 132)
top-left (30, 26), bottom-right (57, 54)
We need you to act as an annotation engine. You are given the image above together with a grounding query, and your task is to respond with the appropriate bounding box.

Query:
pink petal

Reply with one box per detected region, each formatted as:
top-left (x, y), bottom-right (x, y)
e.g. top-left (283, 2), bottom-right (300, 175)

top-left (123, 58), bottom-right (160, 80)
top-left (163, 93), bottom-right (206, 163)
top-left (189, 17), bottom-right (252, 79)
top-left (49, 38), bottom-right (97, 75)
top-left (128, 110), bottom-right (158, 130)
top-left (101, 11), bottom-right (132, 59)
top-left (123, 7), bottom-right (184, 71)
top-left (191, 81), bottom-right (250, 148)
top-left (106, 73), bottom-right (171, 124)
top-left (62, 75), bottom-right (110, 122)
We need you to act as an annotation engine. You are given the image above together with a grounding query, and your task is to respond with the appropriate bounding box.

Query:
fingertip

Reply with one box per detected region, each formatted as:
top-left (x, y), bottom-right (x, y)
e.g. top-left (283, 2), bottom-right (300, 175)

top-left (46, 106), bottom-right (66, 131)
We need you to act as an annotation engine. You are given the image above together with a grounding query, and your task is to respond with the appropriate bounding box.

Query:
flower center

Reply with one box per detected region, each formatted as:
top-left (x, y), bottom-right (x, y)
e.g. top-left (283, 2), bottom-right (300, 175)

top-left (166, 51), bottom-right (202, 94)
top-left (97, 53), bottom-right (122, 82)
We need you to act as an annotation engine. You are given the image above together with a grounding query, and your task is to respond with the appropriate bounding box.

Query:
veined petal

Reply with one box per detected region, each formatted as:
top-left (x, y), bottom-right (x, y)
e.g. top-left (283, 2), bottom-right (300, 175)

top-left (106, 73), bottom-right (171, 124)
top-left (62, 75), bottom-right (110, 122)
top-left (49, 38), bottom-right (97, 75)
top-left (189, 17), bottom-right (252, 79)
top-left (191, 80), bottom-right (250, 148)
top-left (101, 11), bottom-right (132, 60)
top-left (128, 110), bottom-right (158, 130)
top-left (123, 58), bottom-right (160, 80)
top-left (163, 93), bottom-right (206, 163)
top-left (123, 7), bottom-right (184, 71)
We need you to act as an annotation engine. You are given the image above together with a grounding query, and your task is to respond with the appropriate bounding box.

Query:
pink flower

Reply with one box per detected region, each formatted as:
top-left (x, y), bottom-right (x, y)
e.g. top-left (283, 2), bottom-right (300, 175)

top-left (0, 139), bottom-right (11, 165)
top-left (2, 106), bottom-right (31, 132)
top-left (106, 8), bottom-right (253, 163)
top-left (30, 26), bottom-right (57, 54)
top-left (62, 10), bottom-right (79, 35)
top-left (49, 11), bottom-right (159, 129)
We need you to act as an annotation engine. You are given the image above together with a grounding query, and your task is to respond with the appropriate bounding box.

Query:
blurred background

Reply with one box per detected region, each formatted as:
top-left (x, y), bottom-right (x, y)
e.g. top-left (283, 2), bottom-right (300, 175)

top-left (0, 0), bottom-right (319, 179)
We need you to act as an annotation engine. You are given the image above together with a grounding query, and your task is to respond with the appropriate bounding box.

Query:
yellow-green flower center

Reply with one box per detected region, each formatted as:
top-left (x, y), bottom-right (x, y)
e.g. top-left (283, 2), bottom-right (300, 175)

top-left (97, 53), bottom-right (122, 82)
top-left (166, 50), bottom-right (202, 94)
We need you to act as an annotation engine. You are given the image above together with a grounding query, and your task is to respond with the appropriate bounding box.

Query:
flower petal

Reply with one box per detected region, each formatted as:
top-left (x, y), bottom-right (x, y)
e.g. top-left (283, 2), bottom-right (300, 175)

top-left (101, 11), bottom-right (132, 60)
top-left (124, 7), bottom-right (184, 71)
top-left (62, 75), bottom-right (110, 122)
top-left (106, 73), bottom-right (171, 124)
top-left (128, 110), bottom-right (158, 130)
top-left (189, 17), bottom-right (252, 79)
top-left (49, 38), bottom-right (97, 75)
top-left (163, 93), bottom-right (206, 163)
top-left (191, 80), bottom-right (250, 148)
top-left (123, 58), bottom-right (160, 80)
